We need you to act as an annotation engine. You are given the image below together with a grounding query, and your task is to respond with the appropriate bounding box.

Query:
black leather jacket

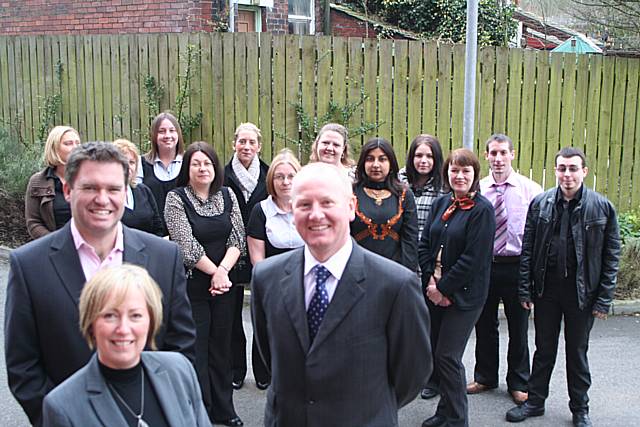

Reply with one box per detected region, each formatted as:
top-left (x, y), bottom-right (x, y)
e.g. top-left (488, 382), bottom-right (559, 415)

top-left (518, 186), bottom-right (621, 313)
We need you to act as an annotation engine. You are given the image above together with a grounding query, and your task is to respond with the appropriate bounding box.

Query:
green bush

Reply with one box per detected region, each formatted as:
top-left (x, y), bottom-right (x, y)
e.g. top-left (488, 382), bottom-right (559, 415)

top-left (0, 126), bottom-right (43, 196)
top-left (618, 209), bottom-right (640, 244)
top-left (616, 237), bottom-right (640, 300)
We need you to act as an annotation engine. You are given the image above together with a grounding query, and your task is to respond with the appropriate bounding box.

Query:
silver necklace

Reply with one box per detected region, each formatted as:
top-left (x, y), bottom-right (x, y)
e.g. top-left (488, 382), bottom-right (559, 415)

top-left (107, 367), bottom-right (149, 427)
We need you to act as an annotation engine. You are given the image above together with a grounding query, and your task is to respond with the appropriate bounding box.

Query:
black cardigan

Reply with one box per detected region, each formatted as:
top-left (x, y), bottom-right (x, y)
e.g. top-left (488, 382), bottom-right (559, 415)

top-left (418, 193), bottom-right (496, 310)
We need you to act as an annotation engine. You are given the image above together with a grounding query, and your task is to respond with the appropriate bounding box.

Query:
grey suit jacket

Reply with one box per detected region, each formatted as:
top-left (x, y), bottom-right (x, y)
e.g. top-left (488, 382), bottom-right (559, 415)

top-left (42, 352), bottom-right (211, 427)
top-left (5, 222), bottom-right (196, 426)
top-left (251, 241), bottom-right (432, 427)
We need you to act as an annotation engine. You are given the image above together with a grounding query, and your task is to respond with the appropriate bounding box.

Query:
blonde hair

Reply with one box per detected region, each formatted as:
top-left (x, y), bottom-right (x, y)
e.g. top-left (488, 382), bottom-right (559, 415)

top-left (309, 123), bottom-right (354, 167)
top-left (79, 264), bottom-right (164, 351)
top-left (266, 148), bottom-right (302, 197)
top-left (112, 139), bottom-right (140, 187)
top-left (44, 126), bottom-right (80, 167)
top-left (233, 122), bottom-right (262, 146)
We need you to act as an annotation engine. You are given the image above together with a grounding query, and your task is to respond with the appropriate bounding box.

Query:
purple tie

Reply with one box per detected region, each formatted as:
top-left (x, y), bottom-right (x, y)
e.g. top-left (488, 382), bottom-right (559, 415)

top-left (307, 265), bottom-right (331, 342)
top-left (493, 183), bottom-right (508, 255)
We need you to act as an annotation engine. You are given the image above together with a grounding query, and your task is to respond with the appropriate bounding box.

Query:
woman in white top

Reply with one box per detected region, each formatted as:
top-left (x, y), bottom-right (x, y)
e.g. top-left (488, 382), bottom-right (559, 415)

top-left (246, 148), bottom-right (304, 389)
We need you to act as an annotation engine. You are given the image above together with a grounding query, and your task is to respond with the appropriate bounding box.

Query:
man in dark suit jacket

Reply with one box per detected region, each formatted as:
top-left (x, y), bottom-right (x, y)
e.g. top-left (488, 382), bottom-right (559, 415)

top-left (251, 162), bottom-right (432, 427)
top-left (5, 142), bottom-right (196, 426)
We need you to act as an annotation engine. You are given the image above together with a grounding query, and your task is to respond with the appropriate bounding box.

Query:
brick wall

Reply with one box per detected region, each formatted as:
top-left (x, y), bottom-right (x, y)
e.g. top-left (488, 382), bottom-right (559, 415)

top-left (0, 0), bottom-right (218, 35)
top-left (264, 0), bottom-right (287, 35)
top-left (330, 9), bottom-right (379, 38)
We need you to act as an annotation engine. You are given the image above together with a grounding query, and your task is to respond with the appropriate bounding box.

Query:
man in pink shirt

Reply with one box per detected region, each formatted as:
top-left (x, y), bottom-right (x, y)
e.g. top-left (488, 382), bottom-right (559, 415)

top-left (5, 141), bottom-right (195, 426)
top-left (467, 134), bottom-right (542, 404)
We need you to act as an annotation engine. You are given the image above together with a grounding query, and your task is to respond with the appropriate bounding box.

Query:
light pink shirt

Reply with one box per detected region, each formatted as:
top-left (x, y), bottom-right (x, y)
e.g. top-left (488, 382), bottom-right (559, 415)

top-left (70, 219), bottom-right (124, 281)
top-left (480, 170), bottom-right (543, 256)
top-left (303, 239), bottom-right (353, 309)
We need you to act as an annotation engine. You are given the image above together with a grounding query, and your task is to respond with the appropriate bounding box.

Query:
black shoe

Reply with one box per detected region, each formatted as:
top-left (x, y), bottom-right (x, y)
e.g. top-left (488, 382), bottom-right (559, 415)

top-left (231, 379), bottom-right (244, 390)
top-left (572, 412), bottom-right (592, 427)
top-left (420, 387), bottom-right (438, 400)
top-left (506, 402), bottom-right (545, 422)
top-left (217, 416), bottom-right (243, 426)
top-left (422, 414), bottom-right (446, 427)
top-left (256, 381), bottom-right (270, 390)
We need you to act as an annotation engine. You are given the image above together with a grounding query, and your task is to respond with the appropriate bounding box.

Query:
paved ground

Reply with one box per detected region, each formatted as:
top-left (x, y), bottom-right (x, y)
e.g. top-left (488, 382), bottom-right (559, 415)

top-left (1, 255), bottom-right (640, 426)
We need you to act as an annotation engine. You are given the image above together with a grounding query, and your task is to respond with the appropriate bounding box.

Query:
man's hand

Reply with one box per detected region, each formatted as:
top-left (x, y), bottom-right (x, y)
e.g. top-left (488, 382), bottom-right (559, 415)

top-left (521, 301), bottom-right (533, 310)
top-left (593, 310), bottom-right (608, 320)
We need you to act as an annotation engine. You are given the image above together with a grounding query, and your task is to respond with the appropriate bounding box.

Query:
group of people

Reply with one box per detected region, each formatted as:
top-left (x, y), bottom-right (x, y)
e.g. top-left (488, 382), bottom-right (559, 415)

top-left (8, 113), bottom-right (620, 427)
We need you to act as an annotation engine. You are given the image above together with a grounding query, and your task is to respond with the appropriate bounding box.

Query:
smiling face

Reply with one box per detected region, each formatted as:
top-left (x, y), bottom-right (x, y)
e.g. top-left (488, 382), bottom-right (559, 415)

top-left (364, 147), bottom-right (391, 183)
top-left (64, 161), bottom-right (126, 241)
top-left (555, 155), bottom-right (588, 199)
top-left (57, 131), bottom-right (81, 165)
top-left (448, 162), bottom-right (475, 198)
top-left (316, 130), bottom-right (346, 166)
top-left (292, 165), bottom-right (355, 262)
top-left (486, 140), bottom-right (515, 181)
top-left (93, 286), bottom-right (150, 370)
top-left (272, 162), bottom-right (296, 201)
top-left (234, 130), bottom-right (261, 168)
top-left (156, 119), bottom-right (179, 156)
top-left (188, 151), bottom-right (215, 189)
top-left (413, 143), bottom-right (434, 176)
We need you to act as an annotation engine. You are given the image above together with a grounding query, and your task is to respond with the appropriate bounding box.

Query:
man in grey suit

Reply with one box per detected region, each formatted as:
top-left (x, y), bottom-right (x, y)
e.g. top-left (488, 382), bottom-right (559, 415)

top-left (251, 162), bottom-right (432, 427)
top-left (5, 142), bottom-right (196, 426)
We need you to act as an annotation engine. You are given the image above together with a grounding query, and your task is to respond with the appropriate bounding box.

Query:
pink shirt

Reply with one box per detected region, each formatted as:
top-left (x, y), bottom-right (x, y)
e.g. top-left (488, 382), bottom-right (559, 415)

top-left (70, 219), bottom-right (124, 281)
top-left (480, 171), bottom-right (543, 256)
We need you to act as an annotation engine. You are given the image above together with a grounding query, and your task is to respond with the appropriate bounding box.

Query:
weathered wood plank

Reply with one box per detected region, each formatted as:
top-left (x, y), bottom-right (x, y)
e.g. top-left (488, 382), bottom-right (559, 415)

top-left (595, 56), bottom-right (615, 195)
top-left (271, 35), bottom-right (286, 154)
top-left (506, 48), bottom-right (522, 169)
top-left (531, 51), bottom-right (549, 187)
top-left (362, 38), bottom-right (378, 142)
top-left (257, 33), bottom-right (273, 159)
top-left (619, 58), bottom-right (638, 211)
top-left (606, 57), bottom-right (627, 207)
top-left (284, 36), bottom-right (299, 149)
top-left (451, 44), bottom-right (466, 153)
top-left (518, 50), bottom-right (536, 178)
top-left (392, 39), bottom-right (408, 156)
top-left (437, 44), bottom-right (453, 151)
top-left (407, 40), bottom-right (422, 144)
top-left (544, 52), bottom-right (563, 189)
top-left (422, 42), bottom-right (437, 135)
top-left (377, 39), bottom-right (392, 141)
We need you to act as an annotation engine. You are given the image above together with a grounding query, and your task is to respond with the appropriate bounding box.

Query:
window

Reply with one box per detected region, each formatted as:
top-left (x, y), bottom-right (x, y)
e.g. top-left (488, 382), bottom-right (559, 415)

top-left (288, 0), bottom-right (314, 35)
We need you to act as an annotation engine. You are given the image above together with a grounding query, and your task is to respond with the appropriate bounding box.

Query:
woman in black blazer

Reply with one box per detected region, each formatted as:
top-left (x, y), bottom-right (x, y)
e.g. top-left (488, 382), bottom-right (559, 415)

top-left (418, 148), bottom-right (496, 427)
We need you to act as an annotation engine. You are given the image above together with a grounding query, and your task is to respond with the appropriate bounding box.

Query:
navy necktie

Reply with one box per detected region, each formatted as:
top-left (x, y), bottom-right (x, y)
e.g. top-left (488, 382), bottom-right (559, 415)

top-left (307, 265), bottom-right (331, 341)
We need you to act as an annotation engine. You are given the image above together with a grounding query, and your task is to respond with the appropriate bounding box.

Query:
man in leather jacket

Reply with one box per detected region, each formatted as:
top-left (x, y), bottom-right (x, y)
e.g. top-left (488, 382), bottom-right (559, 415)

top-left (506, 147), bottom-right (620, 427)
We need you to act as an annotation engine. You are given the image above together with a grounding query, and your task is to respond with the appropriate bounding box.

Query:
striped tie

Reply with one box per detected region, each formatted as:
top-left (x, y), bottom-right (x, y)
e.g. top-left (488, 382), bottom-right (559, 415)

top-left (493, 183), bottom-right (508, 255)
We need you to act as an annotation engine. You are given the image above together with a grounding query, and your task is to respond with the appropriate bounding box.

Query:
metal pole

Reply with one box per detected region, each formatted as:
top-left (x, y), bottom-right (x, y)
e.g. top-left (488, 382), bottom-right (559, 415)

top-left (462, 0), bottom-right (479, 150)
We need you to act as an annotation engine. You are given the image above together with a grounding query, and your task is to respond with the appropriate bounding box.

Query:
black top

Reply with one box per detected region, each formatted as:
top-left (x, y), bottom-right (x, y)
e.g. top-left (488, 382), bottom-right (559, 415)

top-left (99, 360), bottom-right (169, 427)
top-left (350, 184), bottom-right (419, 271)
top-left (141, 158), bottom-right (178, 218)
top-left (46, 167), bottom-right (71, 229)
top-left (121, 183), bottom-right (164, 236)
top-left (223, 159), bottom-right (270, 283)
top-left (247, 202), bottom-right (301, 258)
top-left (547, 186), bottom-right (583, 279)
top-left (418, 193), bottom-right (496, 310)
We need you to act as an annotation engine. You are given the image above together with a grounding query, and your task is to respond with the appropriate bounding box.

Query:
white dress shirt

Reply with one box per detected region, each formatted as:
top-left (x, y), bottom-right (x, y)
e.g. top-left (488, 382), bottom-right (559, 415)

top-left (303, 239), bottom-right (353, 309)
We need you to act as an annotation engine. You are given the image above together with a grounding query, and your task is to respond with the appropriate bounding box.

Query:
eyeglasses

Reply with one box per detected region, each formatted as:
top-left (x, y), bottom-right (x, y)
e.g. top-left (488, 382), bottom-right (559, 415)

top-left (556, 165), bottom-right (582, 173)
top-left (274, 174), bottom-right (296, 182)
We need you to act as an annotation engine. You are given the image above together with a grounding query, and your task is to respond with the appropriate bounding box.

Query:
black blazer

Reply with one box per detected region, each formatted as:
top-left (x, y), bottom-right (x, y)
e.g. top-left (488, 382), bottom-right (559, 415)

top-left (251, 242), bottom-right (432, 427)
top-left (418, 194), bottom-right (496, 310)
top-left (5, 222), bottom-right (196, 426)
top-left (223, 159), bottom-right (269, 282)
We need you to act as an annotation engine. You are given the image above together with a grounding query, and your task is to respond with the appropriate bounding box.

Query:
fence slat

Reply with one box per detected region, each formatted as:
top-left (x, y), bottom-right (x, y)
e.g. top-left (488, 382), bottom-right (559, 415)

top-left (493, 46), bottom-right (509, 134)
top-left (234, 33), bottom-right (248, 126)
top-left (246, 33), bottom-right (260, 126)
top-left (0, 37), bottom-right (9, 128)
top-left (572, 55), bottom-right (589, 151)
top-left (595, 57), bottom-right (615, 195)
top-left (422, 42), bottom-right (437, 134)
top-left (378, 40), bottom-right (392, 141)
top-left (211, 34), bottom-right (225, 155)
top-left (606, 57), bottom-right (627, 208)
top-left (620, 58), bottom-right (638, 211)
top-left (559, 54), bottom-right (577, 148)
top-left (532, 51), bottom-right (549, 187)
top-left (393, 40), bottom-right (408, 156)
top-left (258, 33), bottom-right (272, 158)
top-left (477, 47), bottom-right (495, 158)
top-left (584, 55), bottom-right (602, 189)
top-left (332, 37), bottom-right (347, 107)
top-left (506, 48), bottom-right (522, 169)
top-left (110, 35), bottom-right (121, 137)
top-left (451, 44), bottom-right (466, 152)
top-left (437, 44), bottom-right (453, 151)
top-left (271, 36), bottom-right (286, 154)
top-left (347, 37), bottom-right (363, 145)
top-left (362, 38), bottom-right (378, 143)
top-left (222, 33), bottom-right (236, 153)
top-left (518, 50), bottom-right (536, 177)
top-left (544, 53), bottom-right (563, 189)
top-left (200, 34), bottom-right (213, 145)
top-left (284, 36), bottom-right (300, 148)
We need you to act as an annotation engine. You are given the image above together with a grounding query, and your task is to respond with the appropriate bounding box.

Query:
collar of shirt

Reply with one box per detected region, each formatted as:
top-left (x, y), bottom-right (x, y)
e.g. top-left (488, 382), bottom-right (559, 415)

top-left (71, 219), bottom-right (124, 281)
top-left (555, 184), bottom-right (584, 206)
top-left (125, 185), bottom-right (134, 210)
top-left (153, 154), bottom-right (183, 181)
top-left (303, 238), bottom-right (353, 309)
top-left (262, 195), bottom-right (290, 217)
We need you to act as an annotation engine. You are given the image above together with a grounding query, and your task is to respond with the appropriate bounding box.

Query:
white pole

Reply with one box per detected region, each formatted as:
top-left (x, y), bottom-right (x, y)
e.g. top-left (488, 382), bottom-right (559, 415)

top-left (463, 0), bottom-right (479, 151)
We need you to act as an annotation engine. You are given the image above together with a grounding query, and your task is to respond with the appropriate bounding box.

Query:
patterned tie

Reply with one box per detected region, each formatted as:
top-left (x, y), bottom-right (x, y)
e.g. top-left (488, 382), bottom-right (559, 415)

top-left (307, 265), bottom-right (331, 342)
top-left (493, 183), bottom-right (508, 255)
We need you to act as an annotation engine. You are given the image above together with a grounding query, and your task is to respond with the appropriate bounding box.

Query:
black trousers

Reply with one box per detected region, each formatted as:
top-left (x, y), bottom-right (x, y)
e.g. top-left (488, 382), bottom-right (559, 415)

top-left (430, 302), bottom-right (483, 427)
top-left (528, 272), bottom-right (595, 414)
top-left (424, 296), bottom-right (440, 392)
top-left (191, 291), bottom-right (238, 422)
top-left (231, 285), bottom-right (248, 383)
top-left (473, 262), bottom-right (530, 391)
top-left (251, 335), bottom-right (270, 385)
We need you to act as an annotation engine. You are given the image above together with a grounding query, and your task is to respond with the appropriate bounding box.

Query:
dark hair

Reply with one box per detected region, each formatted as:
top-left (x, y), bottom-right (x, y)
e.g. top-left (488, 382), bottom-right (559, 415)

top-left (405, 134), bottom-right (444, 191)
top-left (145, 112), bottom-right (185, 162)
top-left (176, 141), bottom-right (224, 196)
top-left (355, 137), bottom-right (404, 196)
top-left (484, 133), bottom-right (514, 152)
top-left (555, 147), bottom-right (587, 168)
top-left (443, 148), bottom-right (481, 194)
top-left (65, 141), bottom-right (129, 188)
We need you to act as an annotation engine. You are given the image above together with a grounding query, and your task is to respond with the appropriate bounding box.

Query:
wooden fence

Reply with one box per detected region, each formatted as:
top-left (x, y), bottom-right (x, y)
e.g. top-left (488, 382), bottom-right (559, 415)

top-left (1, 33), bottom-right (639, 211)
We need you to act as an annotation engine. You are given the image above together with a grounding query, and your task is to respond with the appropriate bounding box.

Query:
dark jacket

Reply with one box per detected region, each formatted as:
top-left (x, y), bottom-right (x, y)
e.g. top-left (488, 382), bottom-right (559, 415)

top-left (223, 159), bottom-right (269, 283)
top-left (518, 186), bottom-right (621, 312)
top-left (418, 193), bottom-right (496, 310)
top-left (25, 168), bottom-right (56, 239)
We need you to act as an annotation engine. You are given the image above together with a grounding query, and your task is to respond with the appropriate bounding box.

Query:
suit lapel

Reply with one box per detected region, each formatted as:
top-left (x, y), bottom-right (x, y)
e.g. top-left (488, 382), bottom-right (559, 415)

top-left (49, 223), bottom-right (86, 306)
top-left (282, 249), bottom-right (310, 352)
top-left (309, 243), bottom-right (366, 352)
top-left (122, 226), bottom-right (149, 267)
top-left (85, 355), bottom-right (130, 426)
top-left (142, 353), bottom-right (184, 426)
